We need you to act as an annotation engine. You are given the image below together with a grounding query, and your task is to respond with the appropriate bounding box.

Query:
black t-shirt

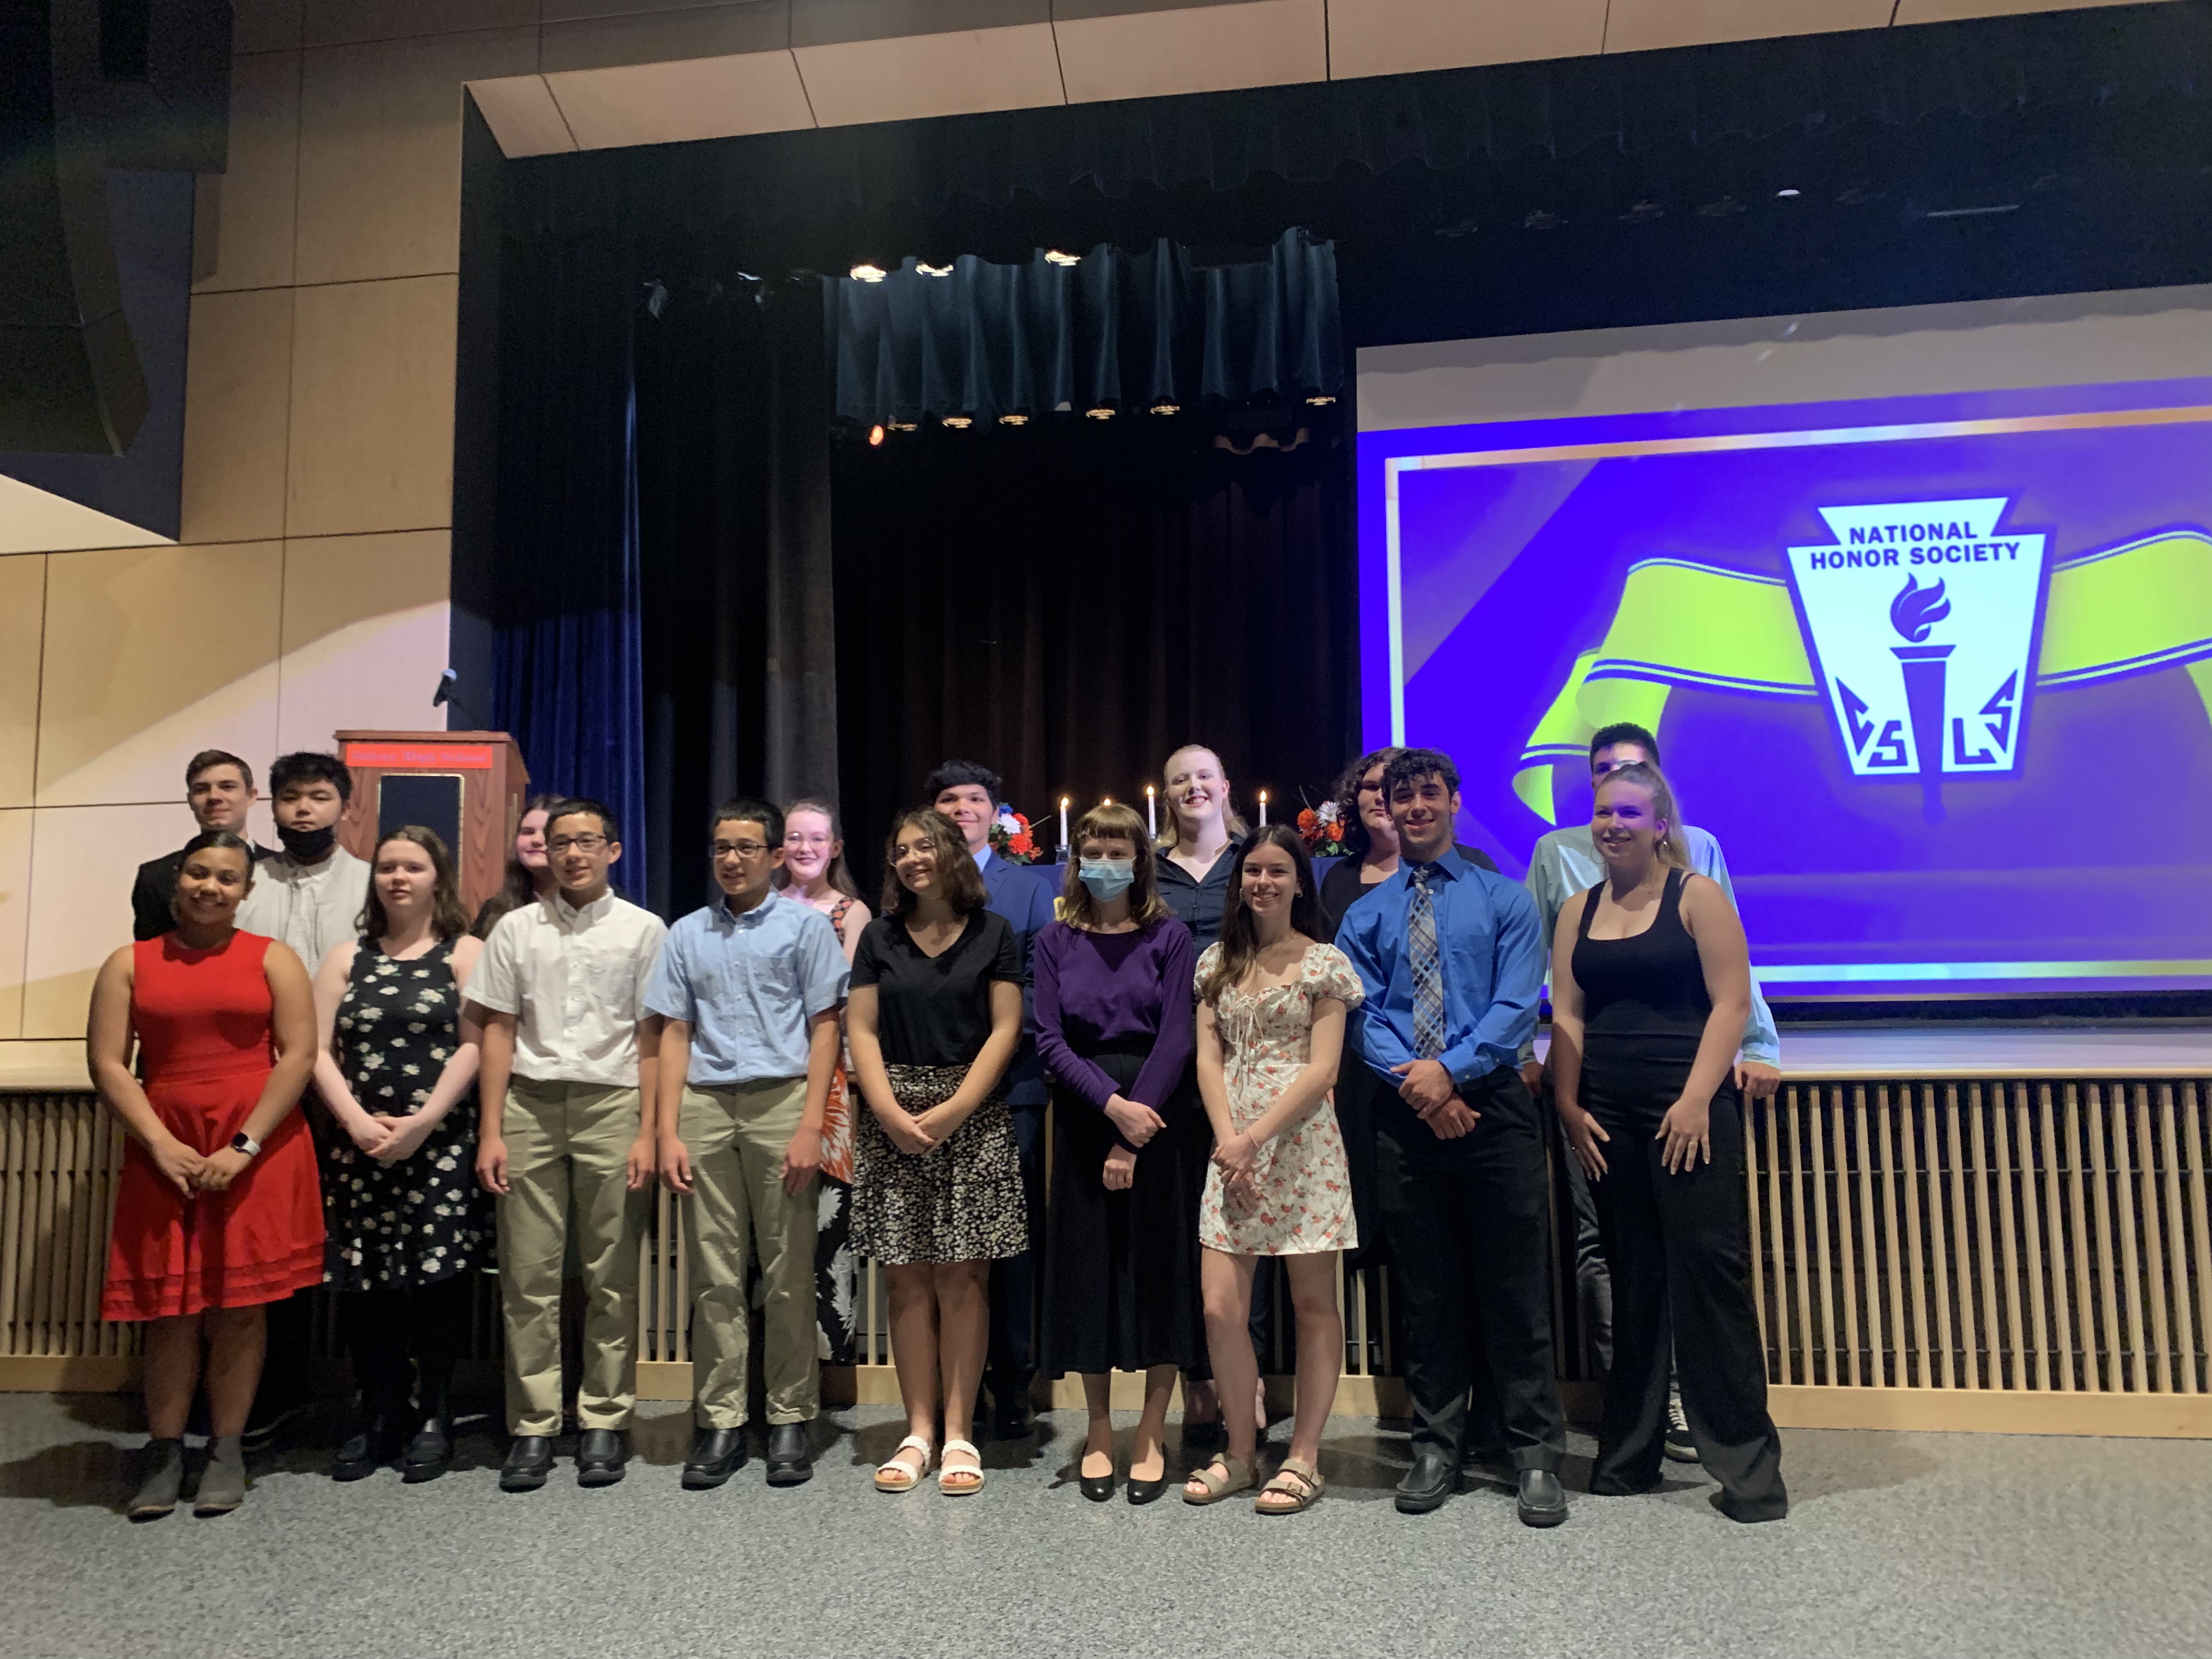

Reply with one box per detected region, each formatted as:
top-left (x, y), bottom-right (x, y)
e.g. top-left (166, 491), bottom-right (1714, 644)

top-left (850, 908), bottom-right (1023, 1068)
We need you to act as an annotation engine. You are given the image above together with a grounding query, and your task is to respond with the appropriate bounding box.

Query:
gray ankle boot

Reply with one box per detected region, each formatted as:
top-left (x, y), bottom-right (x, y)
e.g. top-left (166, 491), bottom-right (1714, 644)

top-left (194, 1435), bottom-right (248, 1516)
top-left (128, 1438), bottom-right (186, 1520)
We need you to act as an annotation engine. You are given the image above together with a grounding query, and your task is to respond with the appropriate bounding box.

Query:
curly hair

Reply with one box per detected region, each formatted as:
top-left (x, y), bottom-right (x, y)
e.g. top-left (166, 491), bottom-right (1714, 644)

top-left (1330, 746), bottom-right (1403, 859)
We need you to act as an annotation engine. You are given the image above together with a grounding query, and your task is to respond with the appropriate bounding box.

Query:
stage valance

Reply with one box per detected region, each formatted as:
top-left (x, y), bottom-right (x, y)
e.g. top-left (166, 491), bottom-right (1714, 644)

top-left (825, 228), bottom-right (1341, 427)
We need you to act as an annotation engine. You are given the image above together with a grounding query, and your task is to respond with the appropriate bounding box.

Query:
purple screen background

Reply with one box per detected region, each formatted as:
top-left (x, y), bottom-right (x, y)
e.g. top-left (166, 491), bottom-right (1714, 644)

top-left (1357, 377), bottom-right (2212, 998)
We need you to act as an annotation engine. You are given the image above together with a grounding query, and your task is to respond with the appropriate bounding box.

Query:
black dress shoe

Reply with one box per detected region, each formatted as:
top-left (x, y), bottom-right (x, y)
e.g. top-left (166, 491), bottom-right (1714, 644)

top-left (764, 1423), bottom-right (812, 1487)
top-left (992, 1401), bottom-right (1034, 1441)
top-left (575, 1429), bottom-right (629, 1487)
top-left (332, 1417), bottom-right (405, 1482)
top-left (1517, 1468), bottom-right (1570, 1528)
top-left (1395, 1450), bottom-right (1460, 1514)
top-left (1127, 1471), bottom-right (1169, 1506)
top-left (400, 1416), bottom-right (454, 1483)
top-left (682, 1427), bottom-right (748, 1490)
top-left (500, 1435), bottom-right (555, 1492)
top-left (1079, 1464), bottom-right (1115, 1502)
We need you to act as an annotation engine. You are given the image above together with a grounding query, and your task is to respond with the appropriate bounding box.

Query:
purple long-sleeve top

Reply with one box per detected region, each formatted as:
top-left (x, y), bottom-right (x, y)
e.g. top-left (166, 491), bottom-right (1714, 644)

top-left (1032, 918), bottom-right (1196, 1119)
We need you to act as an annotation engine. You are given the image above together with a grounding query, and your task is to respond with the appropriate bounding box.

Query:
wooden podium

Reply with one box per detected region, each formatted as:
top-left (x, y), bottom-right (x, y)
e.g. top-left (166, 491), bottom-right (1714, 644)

top-left (333, 730), bottom-right (529, 916)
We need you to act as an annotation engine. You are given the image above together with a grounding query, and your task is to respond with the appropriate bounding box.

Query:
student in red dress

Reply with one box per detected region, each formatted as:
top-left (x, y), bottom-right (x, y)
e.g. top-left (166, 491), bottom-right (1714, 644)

top-left (88, 830), bottom-right (323, 1520)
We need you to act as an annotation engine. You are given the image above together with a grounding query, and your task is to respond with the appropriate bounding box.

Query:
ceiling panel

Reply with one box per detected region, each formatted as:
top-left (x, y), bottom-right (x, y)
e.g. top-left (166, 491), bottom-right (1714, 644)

top-left (1055, 0), bottom-right (1325, 103)
top-left (1605, 0), bottom-right (1894, 55)
top-left (546, 49), bottom-right (818, 148)
top-left (1327, 0), bottom-right (1606, 79)
top-left (792, 22), bottom-right (1065, 126)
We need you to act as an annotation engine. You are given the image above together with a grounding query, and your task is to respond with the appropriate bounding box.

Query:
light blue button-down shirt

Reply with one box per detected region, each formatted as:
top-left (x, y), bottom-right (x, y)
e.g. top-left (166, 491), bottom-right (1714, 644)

top-left (1521, 822), bottom-right (1781, 1066)
top-left (1335, 848), bottom-right (1545, 1090)
top-left (642, 891), bottom-right (850, 1086)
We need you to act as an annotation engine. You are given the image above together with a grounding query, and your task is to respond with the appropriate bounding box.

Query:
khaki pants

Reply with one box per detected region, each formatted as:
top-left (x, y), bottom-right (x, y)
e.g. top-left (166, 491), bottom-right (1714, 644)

top-left (498, 1078), bottom-right (649, 1436)
top-left (680, 1079), bottom-right (819, 1426)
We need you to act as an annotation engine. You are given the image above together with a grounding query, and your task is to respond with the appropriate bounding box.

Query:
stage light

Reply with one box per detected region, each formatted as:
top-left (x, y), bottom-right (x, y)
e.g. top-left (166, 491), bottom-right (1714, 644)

top-left (889, 420), bottom-right (918, 432)
top-left (1086, 407), bottom-right (1115, 420)
top-left (1150, 402), bottom-right (1179, 416)
top-left (943, 415), bottom-right (973, 429)
top-left (850, 263), bottom-right (887, 282)
top-left (1776, 188), bottom-right (1802, 198)
top-left (998, 413), bottom-right (1029, 426)
top-left (1306, 394), bottom-right (1335, 406)
top-left (918, 262), bottom-right (952, 276)
top-left (868, 424), bottom-right (884, 446)
top-left (1045, 250), bottom-right (1080, 266)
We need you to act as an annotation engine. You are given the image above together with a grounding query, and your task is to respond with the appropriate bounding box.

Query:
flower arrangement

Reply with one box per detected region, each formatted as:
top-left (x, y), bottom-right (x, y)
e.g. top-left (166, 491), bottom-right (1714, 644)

top-left (1297, 798), bottom-right (1348, 857)
top-left (989, 807), bottom-right (1041, 864)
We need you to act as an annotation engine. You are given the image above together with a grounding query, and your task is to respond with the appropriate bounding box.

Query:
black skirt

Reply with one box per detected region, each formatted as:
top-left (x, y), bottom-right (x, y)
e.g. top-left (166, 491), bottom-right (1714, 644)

top-left (1039, 1048), bottom-right (1207, 1378)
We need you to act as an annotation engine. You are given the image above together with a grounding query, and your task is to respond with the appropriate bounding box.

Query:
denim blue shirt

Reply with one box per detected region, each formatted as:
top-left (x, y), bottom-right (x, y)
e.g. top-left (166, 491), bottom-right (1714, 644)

top-left (642, 891), bottom-right (850, 1086)
top-left (1335, 848), bottom-right (1545, 1091)
top-left (1522, 822), bottom-right (1780, 1066)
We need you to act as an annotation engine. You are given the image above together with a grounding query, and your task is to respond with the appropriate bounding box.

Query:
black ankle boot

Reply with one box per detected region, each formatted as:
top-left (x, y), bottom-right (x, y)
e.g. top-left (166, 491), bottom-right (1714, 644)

top-left (332, 1413), bottom-right (404, 1482)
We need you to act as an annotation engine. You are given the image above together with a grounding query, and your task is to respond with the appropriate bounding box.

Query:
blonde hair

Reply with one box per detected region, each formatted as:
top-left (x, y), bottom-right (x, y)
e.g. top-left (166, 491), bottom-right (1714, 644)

top-left (1593, 761), bottom-right (1687, 869)
top-left (1156, 742), bottom-right (1250, 853)
top-left (1062, 803), bottom-right (1173, 930)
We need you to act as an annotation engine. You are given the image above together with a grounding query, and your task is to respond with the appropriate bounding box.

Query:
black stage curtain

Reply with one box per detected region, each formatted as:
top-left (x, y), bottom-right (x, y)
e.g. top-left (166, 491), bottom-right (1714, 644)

top-left (830, 416), bottom-right (1355, 893)
top-left (827, 228), bottom-right (1341, 426)
top-left (634, 279), bottom-right (839, 922)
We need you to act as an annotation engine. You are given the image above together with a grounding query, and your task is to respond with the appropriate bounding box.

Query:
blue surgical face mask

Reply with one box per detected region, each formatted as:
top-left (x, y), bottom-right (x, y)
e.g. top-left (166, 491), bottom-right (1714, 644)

top-left (1077, 857), bottom-right (1136, 901)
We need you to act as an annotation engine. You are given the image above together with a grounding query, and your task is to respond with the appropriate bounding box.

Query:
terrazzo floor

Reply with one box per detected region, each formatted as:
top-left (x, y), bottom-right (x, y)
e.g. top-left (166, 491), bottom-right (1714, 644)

top-left (1, 1393), bottom-right (2205, 1659)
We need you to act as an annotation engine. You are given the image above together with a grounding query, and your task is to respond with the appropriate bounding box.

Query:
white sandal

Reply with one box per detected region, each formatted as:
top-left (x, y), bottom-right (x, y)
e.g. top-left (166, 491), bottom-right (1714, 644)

top-left (938, 1438), bottom-right (985, 1495)
top-left (874, 1434), bottom-right (934, 1493)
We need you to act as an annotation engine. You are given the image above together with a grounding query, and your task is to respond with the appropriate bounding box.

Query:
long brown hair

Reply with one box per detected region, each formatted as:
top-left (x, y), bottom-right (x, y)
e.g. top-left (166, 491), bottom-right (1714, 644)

top-left (1331, 745), bottom-right (1403, 858)
top-left (1198, 824), bottom-right (1325, 1007)
top-left (1593, 761), bottom-right (1687, 870)
top-left (360, 826), bottom-right (472, 941)
top-left (1062, 802), bottom-right (1173, 930)
top-left (775, 797), bottom-right (863, 903)
top-left (472, 791), bottom-right (561, 938)
top-left (879, 809), bottom-right (987, 917)
top-left (1156, 742), bottom-right (1250, 854)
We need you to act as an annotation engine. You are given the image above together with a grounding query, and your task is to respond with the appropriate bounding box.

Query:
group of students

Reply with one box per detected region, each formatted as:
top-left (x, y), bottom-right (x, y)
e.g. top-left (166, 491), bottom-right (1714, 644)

top-left (90, 730), bottom-right (1786, 1527)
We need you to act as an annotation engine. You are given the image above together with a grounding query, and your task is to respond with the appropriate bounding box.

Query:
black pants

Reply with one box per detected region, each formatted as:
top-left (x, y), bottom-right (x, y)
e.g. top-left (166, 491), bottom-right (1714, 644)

top-left (1374, 1073), bottom-right (1565, 1472)
top-left (339, 1275), bottom-right (476, 1421)
top-left (1584, 1067), bottom-right (1786, 1520)
top-left (984, 1100), bottom-right (1047, 1411)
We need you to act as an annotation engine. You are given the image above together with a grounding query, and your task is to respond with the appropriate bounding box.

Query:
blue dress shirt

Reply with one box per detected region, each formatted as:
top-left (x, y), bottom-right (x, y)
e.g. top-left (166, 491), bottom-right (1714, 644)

top-left (979, 852), bottom-right (1058, 1107)
top-left (642, 891), bottom-right (850, 1086)
top-left (1335, 848), bottom-right (1545, 1092)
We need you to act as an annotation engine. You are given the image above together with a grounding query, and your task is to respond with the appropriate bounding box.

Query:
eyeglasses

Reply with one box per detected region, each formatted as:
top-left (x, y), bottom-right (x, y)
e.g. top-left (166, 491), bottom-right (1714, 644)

top-left (712, 840), bottom-right (770, 858)
top-left (548, 834), bottom-right (609, 854)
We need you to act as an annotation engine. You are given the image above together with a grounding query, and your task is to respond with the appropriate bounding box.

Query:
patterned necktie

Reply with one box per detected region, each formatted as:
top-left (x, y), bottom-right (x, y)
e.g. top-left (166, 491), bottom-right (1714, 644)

top-left (1408, 863), bottom-right (1446, 1060)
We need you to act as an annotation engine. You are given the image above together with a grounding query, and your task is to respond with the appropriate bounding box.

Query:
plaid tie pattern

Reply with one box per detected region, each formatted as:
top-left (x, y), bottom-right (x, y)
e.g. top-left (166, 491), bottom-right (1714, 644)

top-left (1408, 863), bottom-right (1446, 1060)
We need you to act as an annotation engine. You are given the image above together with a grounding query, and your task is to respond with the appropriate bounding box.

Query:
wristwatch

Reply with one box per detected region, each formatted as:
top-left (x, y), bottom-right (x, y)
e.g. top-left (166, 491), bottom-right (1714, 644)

top-left (228, 1131), bottom-right (262, 1159)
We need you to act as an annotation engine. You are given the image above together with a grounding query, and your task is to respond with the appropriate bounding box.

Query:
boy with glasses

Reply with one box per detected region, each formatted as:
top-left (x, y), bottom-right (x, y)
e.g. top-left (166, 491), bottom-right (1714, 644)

top-left (469, 799), bottom-right (667, 1491)
top-left (646, 800), bottom-right (847, 1490)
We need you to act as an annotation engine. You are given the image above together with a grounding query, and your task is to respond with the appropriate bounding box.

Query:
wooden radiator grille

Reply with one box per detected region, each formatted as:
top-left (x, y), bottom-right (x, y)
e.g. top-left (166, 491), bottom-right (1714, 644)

top-left (0, 1094), bottom-right (133, 1361)
top-left (1747, 1081), bottom-right (2212, 1395)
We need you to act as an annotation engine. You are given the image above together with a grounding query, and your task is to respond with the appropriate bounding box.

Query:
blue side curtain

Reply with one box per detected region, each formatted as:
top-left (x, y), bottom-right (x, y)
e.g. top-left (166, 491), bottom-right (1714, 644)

top-left (489, 233), bottom-right (650, 901)
top-left (826, 227), bottom-right (1341, 426)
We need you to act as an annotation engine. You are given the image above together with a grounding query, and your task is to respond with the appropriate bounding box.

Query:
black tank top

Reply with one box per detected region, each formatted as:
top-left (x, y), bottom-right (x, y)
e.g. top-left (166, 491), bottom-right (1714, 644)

top-left (1571, 866), bottom-right (1709, 1065)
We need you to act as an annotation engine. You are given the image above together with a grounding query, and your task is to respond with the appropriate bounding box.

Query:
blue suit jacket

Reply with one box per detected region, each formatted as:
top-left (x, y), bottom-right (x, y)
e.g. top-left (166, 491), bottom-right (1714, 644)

top-left (980, 854), bottom-right (1059, 1107)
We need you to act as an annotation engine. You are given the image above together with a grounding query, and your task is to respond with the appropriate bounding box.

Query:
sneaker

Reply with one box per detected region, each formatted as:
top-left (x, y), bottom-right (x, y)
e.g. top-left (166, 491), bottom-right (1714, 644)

top-left (1663, 1396), bottom-right (1699, 1463)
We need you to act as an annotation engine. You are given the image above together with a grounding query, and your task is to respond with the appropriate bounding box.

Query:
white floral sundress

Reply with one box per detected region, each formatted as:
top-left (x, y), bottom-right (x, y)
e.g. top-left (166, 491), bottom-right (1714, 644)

top-left (1197, 940), bottom-right (1363, 1256)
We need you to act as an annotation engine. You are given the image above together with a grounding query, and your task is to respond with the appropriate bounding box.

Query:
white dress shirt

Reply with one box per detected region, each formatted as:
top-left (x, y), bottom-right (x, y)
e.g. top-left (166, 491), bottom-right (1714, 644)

top-left (235, 845), bottom-right (372, 970)
top-left (464, 889), bottom-right (668, 1086)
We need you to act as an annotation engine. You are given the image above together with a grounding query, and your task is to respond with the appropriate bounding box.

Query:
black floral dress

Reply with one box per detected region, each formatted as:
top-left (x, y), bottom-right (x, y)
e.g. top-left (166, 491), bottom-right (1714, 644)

top-left (323, 937), bottom-right (490, 1290)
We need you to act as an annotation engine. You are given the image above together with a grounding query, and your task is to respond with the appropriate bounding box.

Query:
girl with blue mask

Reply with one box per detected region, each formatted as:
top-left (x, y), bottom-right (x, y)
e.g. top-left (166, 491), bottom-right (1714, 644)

top-left (1032, 803), bottom-right (1207, 1506)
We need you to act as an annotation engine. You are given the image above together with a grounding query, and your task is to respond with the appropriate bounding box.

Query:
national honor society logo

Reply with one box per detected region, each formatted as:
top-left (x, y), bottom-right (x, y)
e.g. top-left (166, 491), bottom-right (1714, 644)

top-left (1784, 500), bottom-right (2049, 816)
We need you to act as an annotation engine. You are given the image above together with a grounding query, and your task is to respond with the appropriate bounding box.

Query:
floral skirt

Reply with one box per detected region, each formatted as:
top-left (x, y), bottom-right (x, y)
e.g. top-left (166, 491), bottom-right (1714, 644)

top-left (851, 1063), bottom-right (1027, 1266)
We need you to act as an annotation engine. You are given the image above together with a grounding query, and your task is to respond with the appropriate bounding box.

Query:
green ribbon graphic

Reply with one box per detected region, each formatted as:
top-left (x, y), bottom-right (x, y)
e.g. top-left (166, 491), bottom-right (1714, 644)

top-left (1514, 529), bottom-right (2212, 822)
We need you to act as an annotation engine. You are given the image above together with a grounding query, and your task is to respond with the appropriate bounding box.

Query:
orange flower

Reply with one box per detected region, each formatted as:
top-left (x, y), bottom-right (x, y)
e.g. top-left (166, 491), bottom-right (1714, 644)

top-left (1297, 807), bottom-right (1318, 831)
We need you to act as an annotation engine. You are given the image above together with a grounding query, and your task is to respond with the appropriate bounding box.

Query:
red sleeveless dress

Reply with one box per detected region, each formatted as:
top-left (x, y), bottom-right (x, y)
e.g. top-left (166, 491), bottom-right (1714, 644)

top-left (101, 931), bottom-right (325, 1321)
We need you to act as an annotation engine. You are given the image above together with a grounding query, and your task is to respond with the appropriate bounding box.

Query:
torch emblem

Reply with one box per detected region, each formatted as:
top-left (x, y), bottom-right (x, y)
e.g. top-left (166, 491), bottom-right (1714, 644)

top-left (1784, 498), bottom-right (2050, 816)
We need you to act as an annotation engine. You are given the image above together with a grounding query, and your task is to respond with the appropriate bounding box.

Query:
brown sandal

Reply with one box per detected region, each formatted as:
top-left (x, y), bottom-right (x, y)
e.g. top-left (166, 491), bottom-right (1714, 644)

top-left (1255, 1457), bottom-right (1324, 1515)
top-left (1182, 1452), bottom-right (1255, 1505)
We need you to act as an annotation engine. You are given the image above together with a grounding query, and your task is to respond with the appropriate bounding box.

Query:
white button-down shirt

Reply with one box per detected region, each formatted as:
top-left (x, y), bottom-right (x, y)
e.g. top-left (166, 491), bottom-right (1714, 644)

top-left (465, 889), bottom-right (668, 1086)
top-left (235, 846), bottom-right (372, 970)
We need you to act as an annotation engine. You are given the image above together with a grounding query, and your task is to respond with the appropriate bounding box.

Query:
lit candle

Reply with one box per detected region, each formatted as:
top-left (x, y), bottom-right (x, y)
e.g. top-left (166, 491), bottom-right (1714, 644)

top-left (1059, 795), bottom-right (1070, 851)
top-left (1258, 789), bottom-right (1268, 826)
top-left (1145, 785), bottom-right (1156, 837)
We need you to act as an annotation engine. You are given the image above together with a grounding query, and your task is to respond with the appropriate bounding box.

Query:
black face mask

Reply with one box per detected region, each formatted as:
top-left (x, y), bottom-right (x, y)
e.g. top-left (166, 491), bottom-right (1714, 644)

top-left (278, 821), bottom-right (336, 861)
